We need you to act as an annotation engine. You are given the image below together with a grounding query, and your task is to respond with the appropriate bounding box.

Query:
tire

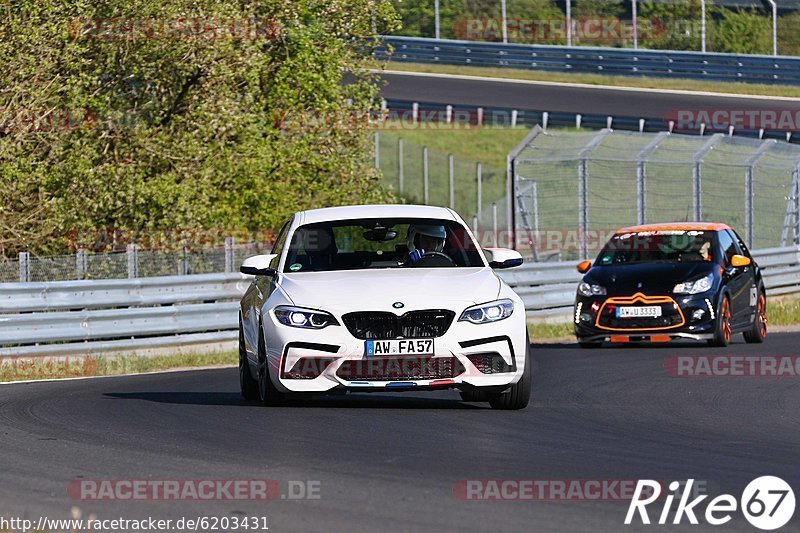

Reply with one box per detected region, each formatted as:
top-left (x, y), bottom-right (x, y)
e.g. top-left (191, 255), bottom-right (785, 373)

top-left (743, 288), bottom-right (767, 344)
top-left (488, 334), bottom-right (532, 410)
top-left (708, 294), bottom-right (733, 347)
top-left (239, 318), bottom-right (259, 401)
top-left (257, 327), bottom-right (286, 406)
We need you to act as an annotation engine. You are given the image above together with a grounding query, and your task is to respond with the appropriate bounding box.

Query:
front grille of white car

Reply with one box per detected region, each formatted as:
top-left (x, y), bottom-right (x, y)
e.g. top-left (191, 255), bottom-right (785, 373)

top-left (336, 356), bottom-right (465, 381)
top-left (341, 310), bottom-right (455, 340)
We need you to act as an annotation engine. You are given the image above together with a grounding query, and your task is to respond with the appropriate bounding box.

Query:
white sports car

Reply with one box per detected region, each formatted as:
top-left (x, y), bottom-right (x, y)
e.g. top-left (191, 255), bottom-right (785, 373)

top-left (238, 204), bottom-right (531, 409)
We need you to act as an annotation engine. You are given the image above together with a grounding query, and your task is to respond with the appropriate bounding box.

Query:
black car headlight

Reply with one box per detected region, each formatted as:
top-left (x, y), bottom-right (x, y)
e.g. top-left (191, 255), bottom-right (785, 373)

top-left (578, 281), bottom-right (607, 297)
top-left (274, 306), bottom-right (339, 329)
top-left (459, 299), bottom-right (514, 324)
top-left (673, 273), bottom-right (714, 295)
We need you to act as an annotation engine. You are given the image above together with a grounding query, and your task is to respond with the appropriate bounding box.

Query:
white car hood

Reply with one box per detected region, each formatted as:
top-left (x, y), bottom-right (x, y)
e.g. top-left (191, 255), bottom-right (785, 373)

top-left (278, 267), bottom-right (500, 314)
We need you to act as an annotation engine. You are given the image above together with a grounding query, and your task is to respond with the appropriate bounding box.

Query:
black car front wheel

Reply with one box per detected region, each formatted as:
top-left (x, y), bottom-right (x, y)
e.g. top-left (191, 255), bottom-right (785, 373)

top-left (708, 295), bottom-right (733, 347)
top-left (743, 289), bottom-right (767, 344)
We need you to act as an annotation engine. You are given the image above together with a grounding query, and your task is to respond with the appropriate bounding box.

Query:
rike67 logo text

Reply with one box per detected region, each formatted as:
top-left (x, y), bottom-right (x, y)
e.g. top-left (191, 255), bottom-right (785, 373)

top-left (625, 477), bottom-right (795, 530)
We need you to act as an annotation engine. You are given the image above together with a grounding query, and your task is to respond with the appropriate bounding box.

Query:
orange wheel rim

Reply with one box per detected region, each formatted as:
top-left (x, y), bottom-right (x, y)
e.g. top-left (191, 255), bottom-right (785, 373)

top-left (721, 298), bottom-right (731, 343)
top-left (757, 294), bottom-right (767, 338)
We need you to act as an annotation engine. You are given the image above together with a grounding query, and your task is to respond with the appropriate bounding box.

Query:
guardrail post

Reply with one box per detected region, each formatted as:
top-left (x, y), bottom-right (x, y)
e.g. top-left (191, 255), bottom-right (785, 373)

top-left (225, 237), bottom-right (235, 273)
top-left (126, 244), bottom-right (138, 278)
top-left (76, 249), bottom-right (87, 280)
top-left (18, 252), bottom-right (30, 283)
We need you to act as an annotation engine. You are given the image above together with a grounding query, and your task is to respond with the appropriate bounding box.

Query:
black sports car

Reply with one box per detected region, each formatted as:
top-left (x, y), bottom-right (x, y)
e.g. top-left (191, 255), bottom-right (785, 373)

top-left (574, 223), bottom-right (767, 348)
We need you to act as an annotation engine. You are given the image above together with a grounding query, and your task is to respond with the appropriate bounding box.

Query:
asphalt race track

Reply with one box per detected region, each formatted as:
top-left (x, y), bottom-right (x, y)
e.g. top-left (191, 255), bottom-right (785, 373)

top-left (1, 333), bottom-right (798, 532)
top-left (378, 71), bottom-right (800, 119)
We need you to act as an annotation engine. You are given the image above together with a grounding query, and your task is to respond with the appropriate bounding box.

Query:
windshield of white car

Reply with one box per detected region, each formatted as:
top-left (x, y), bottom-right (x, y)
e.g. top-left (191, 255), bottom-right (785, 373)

top-left (595, 230), bottom-right (718, 265)
top-left (282, 218), bottom-right (485, 272)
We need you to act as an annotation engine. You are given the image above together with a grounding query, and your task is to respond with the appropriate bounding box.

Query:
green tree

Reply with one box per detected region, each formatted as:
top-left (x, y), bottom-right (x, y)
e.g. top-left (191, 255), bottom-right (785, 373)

top-left (0, 0), bottom-right (399, 255)
top-left (638, 0), bottom-right (702, 51)
top-left (709, 7), bottom-right (771, 54)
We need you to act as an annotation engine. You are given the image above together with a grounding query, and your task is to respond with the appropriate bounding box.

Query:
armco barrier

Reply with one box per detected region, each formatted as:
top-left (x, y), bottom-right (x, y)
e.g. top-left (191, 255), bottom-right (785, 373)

top-left (379, 36), bottom-right (800, 86)
top-left (0, 246), bottom-right (797, 356)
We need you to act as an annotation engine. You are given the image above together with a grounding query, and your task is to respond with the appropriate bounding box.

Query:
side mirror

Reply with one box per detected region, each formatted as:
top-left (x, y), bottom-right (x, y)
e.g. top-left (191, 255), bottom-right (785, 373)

top-left (577, 260), bottom-right (592, 274)
top-left (731, 254), bottom-right (751, 268)
top-left (240, 254), bottom-right (277, 276)
top-left (484, 248), bottom-right (524, 269)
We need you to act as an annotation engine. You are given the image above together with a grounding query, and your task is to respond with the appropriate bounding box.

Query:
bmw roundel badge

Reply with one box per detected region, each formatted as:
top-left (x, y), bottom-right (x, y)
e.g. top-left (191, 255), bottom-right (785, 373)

top-left (393, 302), bottom-right (404, 309)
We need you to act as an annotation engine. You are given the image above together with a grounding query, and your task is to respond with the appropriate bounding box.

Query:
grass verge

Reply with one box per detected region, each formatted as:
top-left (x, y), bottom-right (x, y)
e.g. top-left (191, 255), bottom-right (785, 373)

top-left (0, 351), bottom-right (237, 383)
top-left (379, 61), bottom-right (800, 98)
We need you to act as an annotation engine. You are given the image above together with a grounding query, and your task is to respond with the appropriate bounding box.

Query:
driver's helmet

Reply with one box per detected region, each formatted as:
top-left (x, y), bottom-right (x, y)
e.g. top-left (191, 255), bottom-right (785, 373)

top-left (407, 224), bottom-right (446, 253)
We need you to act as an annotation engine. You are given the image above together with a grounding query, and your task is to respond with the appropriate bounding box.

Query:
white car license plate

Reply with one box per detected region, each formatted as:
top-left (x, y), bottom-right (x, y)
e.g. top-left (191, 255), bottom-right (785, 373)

top-left (616, 306), bottom-right (662, 318)
top-left (365, 339), bottom-right (434, 356)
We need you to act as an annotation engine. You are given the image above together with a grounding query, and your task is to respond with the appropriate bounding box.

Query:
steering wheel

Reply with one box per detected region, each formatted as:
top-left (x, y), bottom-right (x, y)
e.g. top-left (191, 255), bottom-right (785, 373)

top-left (411, 251), bottom-right (456, 267)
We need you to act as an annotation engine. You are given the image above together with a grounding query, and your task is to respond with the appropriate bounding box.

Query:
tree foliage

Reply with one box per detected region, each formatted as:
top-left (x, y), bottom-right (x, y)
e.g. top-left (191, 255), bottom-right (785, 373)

top-left (0, 0), bottom-right (399, 255)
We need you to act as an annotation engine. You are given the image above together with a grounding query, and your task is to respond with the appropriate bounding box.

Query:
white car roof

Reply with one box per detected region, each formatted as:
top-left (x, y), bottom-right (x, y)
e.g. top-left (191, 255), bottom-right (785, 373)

top-left (297, 204), bottom-right (459, 225)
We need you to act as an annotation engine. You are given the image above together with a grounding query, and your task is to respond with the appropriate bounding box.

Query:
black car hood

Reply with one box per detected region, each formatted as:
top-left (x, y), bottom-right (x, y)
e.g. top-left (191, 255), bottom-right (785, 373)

top-left (584, 262), bottom-right (717, 295)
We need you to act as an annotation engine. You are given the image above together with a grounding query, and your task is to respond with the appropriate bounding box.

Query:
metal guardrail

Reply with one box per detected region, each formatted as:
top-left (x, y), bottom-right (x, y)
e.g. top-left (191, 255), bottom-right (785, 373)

top-left (379, 36), bottom-right (800, 86)
top-left (0, 246), bottom-right (797, 356)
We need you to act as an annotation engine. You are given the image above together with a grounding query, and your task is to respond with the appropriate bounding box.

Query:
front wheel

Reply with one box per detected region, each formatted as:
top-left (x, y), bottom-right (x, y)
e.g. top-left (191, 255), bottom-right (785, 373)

top-left (239, 318), bottom-right (259, 401)
top-left (488, 334), bottom-right (532, 410)
top-left (257, 329), bottom-right (286, 406)
top-left (708, 295), bottom-right (732, 347)
top-left (743, 289), bottom-right (767, 344)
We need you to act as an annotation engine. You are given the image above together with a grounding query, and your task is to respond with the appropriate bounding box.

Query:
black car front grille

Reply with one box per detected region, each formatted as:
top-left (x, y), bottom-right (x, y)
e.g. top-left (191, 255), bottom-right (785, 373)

top-left (597, 301), bottom-right (685, 330)
top-left (336, 356), bottom-right (464, 381)
top-left (342, 310), bottom-right (455, 340)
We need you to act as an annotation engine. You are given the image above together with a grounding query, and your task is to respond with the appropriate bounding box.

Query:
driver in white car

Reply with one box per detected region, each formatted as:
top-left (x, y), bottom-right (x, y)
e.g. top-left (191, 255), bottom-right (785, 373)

top-left (406, 224), bottom-right (447, 264)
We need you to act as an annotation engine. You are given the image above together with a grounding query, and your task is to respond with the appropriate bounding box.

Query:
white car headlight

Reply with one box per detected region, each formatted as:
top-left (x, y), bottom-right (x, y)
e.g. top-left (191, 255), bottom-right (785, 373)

top-left (458, 299), bottom-right (514, 324)
top-left (578, 282), bottom-right (607, 297)
top-left (673, 273), bottom-right (714, 295)
top-left (274, 306), bottom-right (339, 329)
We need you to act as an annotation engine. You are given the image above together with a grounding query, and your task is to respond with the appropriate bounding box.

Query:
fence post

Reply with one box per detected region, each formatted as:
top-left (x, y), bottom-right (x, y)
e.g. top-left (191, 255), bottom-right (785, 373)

top-left (398, 138), bottom-right (404, 195)
top-left (692, 134), bottom-right (723, 221)
top-left (744, 140), bottom-right (776, 248)
top-left (448, 154), bottom-right (455, 209)
top-left (492, 203), bottom-right (498, 247)
top-left (225, 237), bottom-right (235, 273)
top-left (76, 249), bottom-right (87, 280)
top-left (180, 246), bottom-right (189, 276)
top-left (374, 131), bottom-right (380, 169)
top-left (577, 130), bottom-right (611, 259)
top-left (18, 251), bottom-right (30, 283)
top-left (423, 146), bottom-right (429, 204)
top-left (636, 131), bottom-right (669, 225)
top-left (476, 162), bottom-right (483, 221)
top-left (126, 244), bottom-right (138, 278)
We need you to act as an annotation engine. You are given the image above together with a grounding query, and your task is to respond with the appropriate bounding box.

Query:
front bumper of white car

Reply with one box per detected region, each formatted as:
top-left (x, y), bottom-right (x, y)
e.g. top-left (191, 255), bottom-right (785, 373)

top-left (262, 304), bottom-right (528, 394)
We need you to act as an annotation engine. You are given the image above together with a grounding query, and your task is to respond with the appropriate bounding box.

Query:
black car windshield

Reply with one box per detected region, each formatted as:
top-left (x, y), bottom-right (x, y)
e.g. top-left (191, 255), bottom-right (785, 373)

top-left (595, 230), bottom-right (717, 266)
top-left (283, 218), bottom-right (485, 272)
